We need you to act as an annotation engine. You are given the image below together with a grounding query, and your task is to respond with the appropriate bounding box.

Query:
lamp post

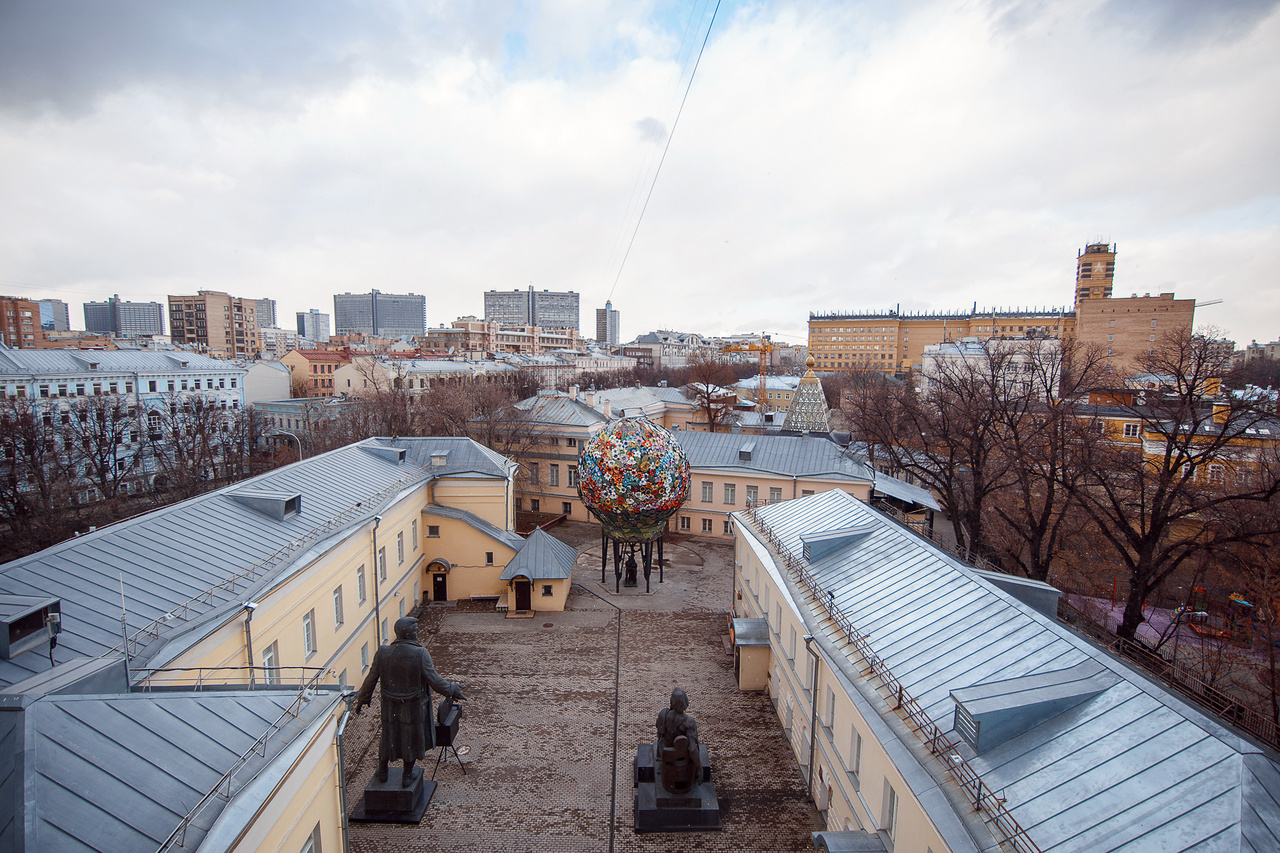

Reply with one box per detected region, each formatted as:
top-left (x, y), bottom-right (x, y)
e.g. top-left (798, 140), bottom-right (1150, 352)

top-left (270, 429), bottom-right (303, 462)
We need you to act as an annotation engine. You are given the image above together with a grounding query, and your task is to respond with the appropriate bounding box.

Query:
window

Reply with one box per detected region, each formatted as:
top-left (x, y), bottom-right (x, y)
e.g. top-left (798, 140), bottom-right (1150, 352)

top-left (361, 642), bottom-right (370, 671)
top-left (529, 462), bottom-right (540, 484)
top-left (774, 603), bottom-right (782, 635)
top-left (381, 618), bottom-right (388, 643)
top-left (549, 464), bottom-right (560, 487)
top-left (303, 609), bottom-right (317, 658)
top-left (262, 641), bottom-right (279, 686)
top-left (357, 565), bottom-right (366, 603)
top-left (567, 437), bottom-right (577, 447)
top-left (427, 525), bottom-right (439, 537)
top-left (399, 598), bottom-right (405, 618)
top-left (378, 547), bottom-right (386, 580)
top-left (333, 586), bottom-right (344, 627)
top-left (680, 516), bottom-right (690, 531)
top-left (531, 498), bottom-right (541, 512)
top-left (411, 520), bottom-right (418, 550)
top-left (882, 782), bottom-right (899, 840)
top-left (724, 483), bottom-right (735, 504)
top-left (568, 465), bottom-right (579, 487)
top-left (701, 518), bottom-right (713, 533)
top-left (397, 532), bottom-right (404, 564)
top-left (788, 625), bottom-right (797, 660)
top-left (801, 489), bottom-right (814, 496)
top-left (824, 687), bottom-right (835, 729)
top-left (850, 726), bottom-right (863, 780)
top-left (769, 487), bottom-right (782, 502)
top-left (1123, 423), bottom-right (1140, 438)
top-left (562, 501), bottom-right (572, 516)
top-left (746, 485), bottom-right (758, 506)
top-left (723, 520), bottom-right (732, 535)
top-left (701, 481), bottom-right (713, 502)
top-left (542, 584), bottom-right (553, 597)
top-left (485, 552), bottom-right (494, 565)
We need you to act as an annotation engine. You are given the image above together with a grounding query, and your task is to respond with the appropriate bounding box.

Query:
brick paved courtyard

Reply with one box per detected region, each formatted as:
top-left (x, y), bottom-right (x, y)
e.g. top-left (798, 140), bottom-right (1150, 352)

top-left (344, 523), bottom-right (824, 852)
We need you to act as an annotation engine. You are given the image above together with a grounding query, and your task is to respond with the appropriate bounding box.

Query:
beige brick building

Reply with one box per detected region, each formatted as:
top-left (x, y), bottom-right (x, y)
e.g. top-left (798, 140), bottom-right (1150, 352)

top-left (1073, 291), bottom-right (1196, 373)
top-left (167, 289), bottom-right (262, 358)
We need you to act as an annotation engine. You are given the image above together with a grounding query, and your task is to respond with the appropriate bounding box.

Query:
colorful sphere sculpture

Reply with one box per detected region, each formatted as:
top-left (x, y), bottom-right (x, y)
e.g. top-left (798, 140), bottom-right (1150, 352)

top-left (577, 416), bottom-right (691, 542)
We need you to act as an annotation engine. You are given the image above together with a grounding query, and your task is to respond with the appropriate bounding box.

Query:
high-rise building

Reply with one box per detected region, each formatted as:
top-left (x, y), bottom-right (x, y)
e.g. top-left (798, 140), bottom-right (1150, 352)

top-left (83, 294), bottom-right (166, 337)
top-left (296, 308), bottom-right (331, 343)
top-left (333, 290), bottom-right (426, 338)
top-left (36, 299), bottom-right (70, 331)
top-left (484, 287), bottom-right (579, 331)
top-left (1075, 242), bottom-right (1116, 304)
top-left (0, 296), bottom-right (45, 348)
top-left (167, 290), bottom-right (261, 357)
top-left (254, 298), bottom-right (277, 329)
top-left (595, 300), bottom-right (620, 347)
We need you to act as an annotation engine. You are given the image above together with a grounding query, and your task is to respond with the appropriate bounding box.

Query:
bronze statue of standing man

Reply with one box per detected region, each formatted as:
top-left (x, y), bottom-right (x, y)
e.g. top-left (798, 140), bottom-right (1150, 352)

top-left (356, 616), bottom-right (465, 787)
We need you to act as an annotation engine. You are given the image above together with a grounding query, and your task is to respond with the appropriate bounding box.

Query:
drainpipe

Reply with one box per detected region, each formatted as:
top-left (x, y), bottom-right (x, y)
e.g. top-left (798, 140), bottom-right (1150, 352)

top-left (372, 516), bottom-right (383, 644)
top-left (335, 689), bottom-right (356, 853)
top-left (243, 602), bottom-right (258, 689)
top-left (804, 634), bottom-right (820, 801)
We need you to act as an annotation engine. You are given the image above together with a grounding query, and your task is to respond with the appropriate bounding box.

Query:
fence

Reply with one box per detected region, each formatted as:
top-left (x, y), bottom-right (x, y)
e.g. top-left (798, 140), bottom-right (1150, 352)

top-left (743, 505), bottom-right (1043, 853)
top-left (152, 666), bottom-right (338, 852)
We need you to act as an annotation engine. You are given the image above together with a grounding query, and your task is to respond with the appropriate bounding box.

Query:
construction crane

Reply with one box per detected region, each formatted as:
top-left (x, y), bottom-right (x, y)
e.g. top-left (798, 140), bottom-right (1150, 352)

top-left (720, 332), bottom-right (774, 414)
top-left (1196, 299), bottom-right (1223, 308)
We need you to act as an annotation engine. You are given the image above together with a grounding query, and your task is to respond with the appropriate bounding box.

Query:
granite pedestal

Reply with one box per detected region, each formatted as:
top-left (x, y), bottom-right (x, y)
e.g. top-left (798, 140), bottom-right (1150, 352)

top-left (633, 743), bottom-right (722, 832)
top-left (349, 766), bottom-right (435, 824)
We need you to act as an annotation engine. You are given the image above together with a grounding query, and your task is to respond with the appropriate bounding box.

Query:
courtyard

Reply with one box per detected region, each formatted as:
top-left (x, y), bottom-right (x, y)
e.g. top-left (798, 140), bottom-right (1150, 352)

top-left (343, 522), bottom-right (825, 853)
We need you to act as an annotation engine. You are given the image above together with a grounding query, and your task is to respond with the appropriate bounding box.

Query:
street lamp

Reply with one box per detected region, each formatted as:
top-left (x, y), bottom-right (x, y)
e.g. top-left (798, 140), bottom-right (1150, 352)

top-left (270, 430), bottom-right (303, 461)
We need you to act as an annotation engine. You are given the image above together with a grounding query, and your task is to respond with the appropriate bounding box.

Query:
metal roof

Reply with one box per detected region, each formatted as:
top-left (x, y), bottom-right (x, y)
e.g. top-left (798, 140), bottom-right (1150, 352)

top-left (11, 688), bottom-right (343, 853)
top-left (421, 505), bottom-right (524, 551)
top-left (672, 431), bottom-right (874, 482)
top-left (0, 349), bottom-right (241, 377)
top-left (871, 471), bottom-right (940, 510)
top-left (0, 437), bottom-right (513, 689)
top-left (513, 393), bottom-right (610, 428)
top-left (745, 490), bottom-right (1280, 853)
top-left (498, 528), bottom-right (578, 581)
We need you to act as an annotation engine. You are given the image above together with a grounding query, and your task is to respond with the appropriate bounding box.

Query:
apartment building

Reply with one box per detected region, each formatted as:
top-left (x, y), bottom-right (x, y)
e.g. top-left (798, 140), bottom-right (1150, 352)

top-left (422, 316), bottom-right (585, 356)
top-left (484, 286), bottom-right (580, 331)
top-left (0, 295), bottom-right (46, 349)
top-left (280, 348), bottom-right (354, 396)
top-left (333, 290), bottom-right (426, 338)
top-left (731, 489), bottom-right (1280, 851)
top-left (167, 290), bottom-right (262, 358)
top-left (297, 308), bottom-right (331, 342)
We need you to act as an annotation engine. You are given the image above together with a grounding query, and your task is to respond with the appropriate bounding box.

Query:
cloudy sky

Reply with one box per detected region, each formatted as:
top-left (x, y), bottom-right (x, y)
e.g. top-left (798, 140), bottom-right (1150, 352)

top-left (2, 0), bottom-right (1278, 345)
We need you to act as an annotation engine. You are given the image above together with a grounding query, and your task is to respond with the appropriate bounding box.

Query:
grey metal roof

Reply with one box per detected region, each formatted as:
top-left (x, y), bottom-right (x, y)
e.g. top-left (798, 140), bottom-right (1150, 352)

top-left (871, 471), bottom-right (940, 510)
top-left (746, 490), bottom-right (1280, 853)
top-left (498, 528), bottom-right (578, 581)
top-left (0, 349), bottom-right (240, 377)
top-left (672, 431), bottom-right (874, 482)
top-left (12, 688), bottom-right (342, 853)
top-left (514, 393), bottom-right (610, 428)
top-left (0, 437), bottom-right (512, 689)
top-left (421, 504), bottom-right (524, 551)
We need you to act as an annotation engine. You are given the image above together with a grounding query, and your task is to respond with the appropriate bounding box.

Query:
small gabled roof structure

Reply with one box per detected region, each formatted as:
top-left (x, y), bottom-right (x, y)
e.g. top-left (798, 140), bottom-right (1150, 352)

top-left (499, 528), bottom-right (578, 582)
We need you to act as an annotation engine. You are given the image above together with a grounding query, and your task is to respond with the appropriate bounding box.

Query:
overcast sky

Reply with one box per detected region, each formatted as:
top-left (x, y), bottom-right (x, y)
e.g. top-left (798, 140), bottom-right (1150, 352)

top-left (2, 0), bottom-right (1278, 346)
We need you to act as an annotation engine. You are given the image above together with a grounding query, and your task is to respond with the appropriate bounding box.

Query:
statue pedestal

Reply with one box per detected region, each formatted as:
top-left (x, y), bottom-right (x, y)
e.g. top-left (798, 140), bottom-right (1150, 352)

top-left (350, 766), bottom-right (435, 824)
top-left (633, 744), bottom-right (722, 833)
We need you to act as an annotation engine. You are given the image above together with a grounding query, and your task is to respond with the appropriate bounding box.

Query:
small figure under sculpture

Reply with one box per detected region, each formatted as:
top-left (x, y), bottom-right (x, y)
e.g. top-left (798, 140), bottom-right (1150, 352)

top-left (356, 616), bottom-right (465, 787)
top-left (656, 687), bottom-right (701, 794)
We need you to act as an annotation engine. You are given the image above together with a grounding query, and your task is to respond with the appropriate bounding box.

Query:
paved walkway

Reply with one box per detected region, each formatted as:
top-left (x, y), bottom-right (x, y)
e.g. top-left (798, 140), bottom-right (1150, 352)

top-left (344, 523), bottom-right (824, 852)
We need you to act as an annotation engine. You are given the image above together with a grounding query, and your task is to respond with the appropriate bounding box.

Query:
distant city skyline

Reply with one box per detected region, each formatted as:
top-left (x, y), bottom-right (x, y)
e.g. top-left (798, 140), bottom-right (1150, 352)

top-left (1, 2), bottom-right (1276, 345)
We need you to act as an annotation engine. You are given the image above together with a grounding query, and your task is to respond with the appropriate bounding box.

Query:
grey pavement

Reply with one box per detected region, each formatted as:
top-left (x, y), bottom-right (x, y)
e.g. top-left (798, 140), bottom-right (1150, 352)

top-left (344, 521), bottom-right (824, 852)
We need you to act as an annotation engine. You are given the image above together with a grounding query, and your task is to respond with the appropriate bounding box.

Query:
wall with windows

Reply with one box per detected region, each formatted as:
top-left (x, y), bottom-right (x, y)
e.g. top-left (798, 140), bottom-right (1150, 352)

top-left (420, 510), bottom-right (520, 602)
top-left (674, 471), bottom-right (871, 540)
top-left (731, 528), bottom-right (950, 851)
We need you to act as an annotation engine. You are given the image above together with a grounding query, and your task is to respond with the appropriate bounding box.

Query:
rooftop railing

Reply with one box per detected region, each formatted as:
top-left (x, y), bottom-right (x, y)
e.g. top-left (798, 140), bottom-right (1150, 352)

top-left (743, 505), bottom-right (1042, 853)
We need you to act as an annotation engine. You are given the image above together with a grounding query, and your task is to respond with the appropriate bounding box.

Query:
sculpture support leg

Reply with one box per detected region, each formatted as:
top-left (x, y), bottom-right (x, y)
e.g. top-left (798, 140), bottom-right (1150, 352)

top-left (658, 536), bottom-right (665, 583)
top-left (643, 540), bottom-right (652, 593)
top-left (601, 530), bottom-right (608, 584)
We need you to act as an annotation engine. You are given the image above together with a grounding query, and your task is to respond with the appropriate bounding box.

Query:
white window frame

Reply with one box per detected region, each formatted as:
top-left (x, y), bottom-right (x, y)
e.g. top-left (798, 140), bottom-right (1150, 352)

top-left (303, 609), bottom-right (317, 658)
top-left (333, 586), bottom-right (344, 628)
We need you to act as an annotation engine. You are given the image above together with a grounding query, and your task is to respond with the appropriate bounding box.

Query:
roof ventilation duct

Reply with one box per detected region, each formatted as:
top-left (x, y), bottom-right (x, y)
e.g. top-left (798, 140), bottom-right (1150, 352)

top-left (228, 490), bottom-right (302, 522)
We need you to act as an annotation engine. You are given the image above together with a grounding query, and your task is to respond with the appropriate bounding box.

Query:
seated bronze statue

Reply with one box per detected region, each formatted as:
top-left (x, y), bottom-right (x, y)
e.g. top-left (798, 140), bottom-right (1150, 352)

top-left (656, 687), bottom-right (701, 794)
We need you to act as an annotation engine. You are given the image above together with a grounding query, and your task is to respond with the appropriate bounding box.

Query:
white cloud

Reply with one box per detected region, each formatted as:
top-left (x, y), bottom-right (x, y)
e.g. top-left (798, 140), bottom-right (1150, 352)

top-left (0, 0), bottom-right (1277, 346)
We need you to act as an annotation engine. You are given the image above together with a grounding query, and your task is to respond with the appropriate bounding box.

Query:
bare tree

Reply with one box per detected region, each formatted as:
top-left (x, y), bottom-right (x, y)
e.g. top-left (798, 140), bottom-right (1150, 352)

top-left (144, 393), bottom-right (231, 501)
top-left (62, 393), bottom-right (142, 503)
top-left (1071, 328), bottom-right (1280, 640)
top-left (682, 353), bottom-right (742, 433)
top-left (0, 397), bottom-right (83, 557)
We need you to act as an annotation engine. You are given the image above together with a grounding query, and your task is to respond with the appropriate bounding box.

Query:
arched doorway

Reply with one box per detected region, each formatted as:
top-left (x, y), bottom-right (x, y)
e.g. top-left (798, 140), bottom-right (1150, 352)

top-left (427, 558), bottom-right (451, 603)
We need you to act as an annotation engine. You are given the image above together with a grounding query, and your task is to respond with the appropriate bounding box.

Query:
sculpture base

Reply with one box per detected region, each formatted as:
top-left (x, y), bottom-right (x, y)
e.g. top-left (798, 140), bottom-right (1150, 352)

top-left (349, 767), bottom-right (435, 824)
top-left (633, 744), bottom-right (722, 833)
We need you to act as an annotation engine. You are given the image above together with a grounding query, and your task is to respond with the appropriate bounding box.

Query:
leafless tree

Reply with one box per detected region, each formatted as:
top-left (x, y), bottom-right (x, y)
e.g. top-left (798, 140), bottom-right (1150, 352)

top-left (0, 397), bottom-right (83, 557)
top-left (144, 393), bottom-right (233, 501)
top-left (61, 393), bottom-right (143, 503)
top-left (1070, 328), bottom-right (1280, 640)
top-left (682, 353), bottom-right (743, 433)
